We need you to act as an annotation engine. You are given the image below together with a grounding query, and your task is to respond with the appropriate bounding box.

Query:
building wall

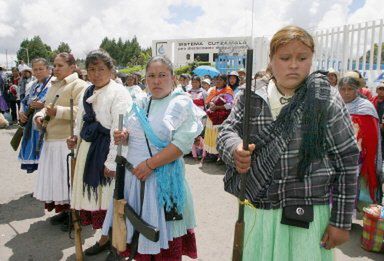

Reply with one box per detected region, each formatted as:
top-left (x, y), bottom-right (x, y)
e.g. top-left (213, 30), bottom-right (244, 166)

top-left (152, 36), bottom-right (268, 74)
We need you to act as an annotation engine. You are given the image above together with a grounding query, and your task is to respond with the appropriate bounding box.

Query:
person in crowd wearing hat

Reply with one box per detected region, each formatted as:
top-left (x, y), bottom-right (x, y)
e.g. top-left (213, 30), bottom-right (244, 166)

top-left (344, 70), bottom-right (373, 100)
top-left (237, 68), bottom-right (246, 86)
top-left (327, 68), bottom-right (339, 88)
top-left (201, 78), bottom-right (211, 93)
top-left (18, 60), bottom-right (29, 72)
top-left (228, 71), bottom-right (240, 95)
top-left (19, 66), bottom-right (34, 101)
top-left (338, 76), bottom-right (382, 213)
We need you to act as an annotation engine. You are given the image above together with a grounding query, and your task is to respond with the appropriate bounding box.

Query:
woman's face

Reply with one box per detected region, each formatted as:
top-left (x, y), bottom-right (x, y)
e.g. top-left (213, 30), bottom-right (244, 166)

top-left (53, 56), bottom-right (75, 80)
top-left (229, 75), bottom-right (237, 85)
top-left (270, 40), bottom-right (313, 92)
top-left (126, 76), bottom-right (135, 87)
top-left (32, 62), bottom-right (50, 82)
top-left (12, 70), bottom-right (19, 77)
top-left (202, 82), bottom-right (210, 91)
top-left (327, 73), bottom-right (338, 86)
top-left (191, 79), bottom-right (200, 89)
top-left (146, 61), bottom-right (175, 99)
top-left (339, 84), bottom-right (358, 103)
top-left (215, 77), bottom-right (226, 88)
top-left (87, 60), bottom-right (112, 89)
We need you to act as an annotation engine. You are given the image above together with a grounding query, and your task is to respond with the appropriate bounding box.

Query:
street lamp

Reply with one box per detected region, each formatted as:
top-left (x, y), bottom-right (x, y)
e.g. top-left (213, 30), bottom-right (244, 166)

top-left (20, 47), bottom-right (29, 66)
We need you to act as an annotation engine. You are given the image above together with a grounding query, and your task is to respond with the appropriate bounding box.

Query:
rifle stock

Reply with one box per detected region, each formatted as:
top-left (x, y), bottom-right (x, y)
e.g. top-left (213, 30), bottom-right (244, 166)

top-left (232, 49), bottom-right (253, 261)
top-left (69, 98), bottom-right (83, 261)
top-left (10, 98), bottom-right (38, 151)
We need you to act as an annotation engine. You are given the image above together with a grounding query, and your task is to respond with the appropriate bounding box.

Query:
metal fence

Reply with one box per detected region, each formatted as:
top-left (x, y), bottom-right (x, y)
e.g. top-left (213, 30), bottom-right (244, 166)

top-left (313, 19), bottom-right (384, 82)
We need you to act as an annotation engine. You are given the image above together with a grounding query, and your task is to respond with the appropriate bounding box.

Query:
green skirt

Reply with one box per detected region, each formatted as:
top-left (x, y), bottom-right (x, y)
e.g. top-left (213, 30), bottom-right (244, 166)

top-left (243, 205), bottom-right (334, 261)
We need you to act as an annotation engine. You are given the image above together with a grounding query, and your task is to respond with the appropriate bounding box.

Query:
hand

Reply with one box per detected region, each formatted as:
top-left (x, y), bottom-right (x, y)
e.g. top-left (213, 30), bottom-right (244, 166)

top-left (30, 100), bottom-right (44, 109)
top-left (19, 112), bottom-right (28, 123)
top-left (233, 143), bottom-right (256, 174)
top-left (104, 167), bottom-right (116, 178)
top-left (132, 159), bottom-right (153, 181)
top-left (321, 224), bottom-right (350, 250)
top-left (66, 135), bottom-right (78, 150)
top-left (35, 116), bottom-right (43, 128)
top-left (46, 105), bottom-right (57, 117)
top-left (113, 128), bottom-right (129, 145)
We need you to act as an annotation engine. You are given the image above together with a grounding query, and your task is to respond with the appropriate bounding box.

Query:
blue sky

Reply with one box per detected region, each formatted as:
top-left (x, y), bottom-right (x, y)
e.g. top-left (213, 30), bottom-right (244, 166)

top-left (166, 3), bottom-right (204, 24)
top-left (349, 0), bottom-right (366, 13)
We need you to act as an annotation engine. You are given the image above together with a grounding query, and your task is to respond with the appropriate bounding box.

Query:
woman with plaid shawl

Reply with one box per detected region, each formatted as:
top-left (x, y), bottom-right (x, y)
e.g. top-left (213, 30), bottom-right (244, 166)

top-left (217, 26), bottom-right (360, 260)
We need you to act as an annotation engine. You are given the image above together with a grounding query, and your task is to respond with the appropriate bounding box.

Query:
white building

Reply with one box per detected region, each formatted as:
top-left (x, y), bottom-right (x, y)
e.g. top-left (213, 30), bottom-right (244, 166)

top-left (152, 36), bottom-right (269, 73)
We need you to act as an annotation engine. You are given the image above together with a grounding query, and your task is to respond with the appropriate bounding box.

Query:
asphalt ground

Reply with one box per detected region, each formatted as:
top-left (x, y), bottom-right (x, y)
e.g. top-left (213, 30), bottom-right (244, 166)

top-left (0, 126), bottom-right (382, 260)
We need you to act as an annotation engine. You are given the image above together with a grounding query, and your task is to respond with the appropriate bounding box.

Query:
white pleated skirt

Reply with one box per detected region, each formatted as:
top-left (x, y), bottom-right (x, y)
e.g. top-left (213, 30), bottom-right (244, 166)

top-left (70, 140), bottom-right (114, 211)
top-left (34, 140), bottom-right (70, 204)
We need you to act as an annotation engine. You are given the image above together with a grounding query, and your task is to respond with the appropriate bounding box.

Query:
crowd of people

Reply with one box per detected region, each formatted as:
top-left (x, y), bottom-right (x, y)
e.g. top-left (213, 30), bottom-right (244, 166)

top-left (1, 25), bottom-right (384, 260)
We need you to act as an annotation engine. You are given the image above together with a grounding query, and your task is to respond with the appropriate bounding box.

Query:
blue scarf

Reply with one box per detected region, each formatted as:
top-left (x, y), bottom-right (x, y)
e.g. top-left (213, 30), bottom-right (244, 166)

top-left (133, 102), bottom-right (185, 214)
top-left (80, 85), bottom-right (112, 200)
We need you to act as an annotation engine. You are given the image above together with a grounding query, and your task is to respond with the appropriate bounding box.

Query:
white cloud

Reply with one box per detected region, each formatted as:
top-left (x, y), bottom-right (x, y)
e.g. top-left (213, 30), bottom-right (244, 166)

top-left (0, 0), bottom-right (381, 67)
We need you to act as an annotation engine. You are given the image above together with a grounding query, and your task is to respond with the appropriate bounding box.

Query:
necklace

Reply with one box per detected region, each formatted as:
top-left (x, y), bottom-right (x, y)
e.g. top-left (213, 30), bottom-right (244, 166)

top-left (275, 84), bottom-right (292, 105)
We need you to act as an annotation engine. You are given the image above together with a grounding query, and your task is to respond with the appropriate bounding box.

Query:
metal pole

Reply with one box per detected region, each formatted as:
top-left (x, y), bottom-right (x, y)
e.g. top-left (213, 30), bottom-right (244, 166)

top-left (26, 48), bottom-right (29, 66)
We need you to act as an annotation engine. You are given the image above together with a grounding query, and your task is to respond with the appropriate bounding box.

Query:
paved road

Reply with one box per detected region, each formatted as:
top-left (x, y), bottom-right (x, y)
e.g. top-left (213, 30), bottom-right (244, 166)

top-left (0, 126), bottom-right (382, 260)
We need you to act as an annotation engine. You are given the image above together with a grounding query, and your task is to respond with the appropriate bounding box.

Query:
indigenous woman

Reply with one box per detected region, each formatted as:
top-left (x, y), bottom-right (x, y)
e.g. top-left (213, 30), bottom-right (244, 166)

top-left (113, 56), bottom-right (203, 260)
top-left (338, 76), bottom-right (382, 211)
top-left (33, 52), bottom-right (88, 229)
top-left (18, 58), bottom-right (52, 173)
top-left (125, 74), bottom-right (146, 102)
top-left (227, 71), bottom-right (240, 95)
top-left (66, 49), bottom-right (132, 252)
top-left (217, 26), bottom-right (360, 260)
top-left (204, 74), bottom-right (233, 162)
top-left (188, 76), bottom-right (207, 111)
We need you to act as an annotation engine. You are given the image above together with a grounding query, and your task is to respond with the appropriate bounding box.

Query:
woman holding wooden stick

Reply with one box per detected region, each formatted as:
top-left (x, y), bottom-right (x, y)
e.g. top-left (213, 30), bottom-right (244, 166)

top-left (217, 26), bottom-right (360, 260)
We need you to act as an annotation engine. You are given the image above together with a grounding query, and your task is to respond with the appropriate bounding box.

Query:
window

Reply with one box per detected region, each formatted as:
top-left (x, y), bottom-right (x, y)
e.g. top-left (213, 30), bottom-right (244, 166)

top-left (194, 53), bottom-right (209, 62)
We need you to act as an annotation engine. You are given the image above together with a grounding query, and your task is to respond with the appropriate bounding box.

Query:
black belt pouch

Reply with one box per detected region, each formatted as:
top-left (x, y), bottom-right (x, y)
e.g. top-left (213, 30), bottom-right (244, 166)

top-left (281, 205), bottom-right (314, 229)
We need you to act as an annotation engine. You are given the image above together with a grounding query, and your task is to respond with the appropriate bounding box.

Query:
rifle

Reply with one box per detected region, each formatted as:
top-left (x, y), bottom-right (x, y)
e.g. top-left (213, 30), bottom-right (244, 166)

top-left (112, 115), bottom-right (160, 253)
top-left (67, 98), bottom-right (83, 261)
top-left (36, 94), bottom-right (59, 154)
top-left (232, 49), bottom-right (253, 261)
top-left (10, 97), bottom-right (40, 151)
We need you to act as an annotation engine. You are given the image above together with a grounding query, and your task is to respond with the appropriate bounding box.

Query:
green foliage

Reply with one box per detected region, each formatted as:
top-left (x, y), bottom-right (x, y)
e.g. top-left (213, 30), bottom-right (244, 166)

top-left (55, 42), bottom-right (71, 53)
top-left (174, 61), bottom-right (212, 75)
top-left (360, 43), bottom-right (384, 64)
top-left (119, 65), bottom-right (143, 75)
top-left (50, 42), bottom-right (72, 62)
top-left (100, 36), bottom-right (148, 67)
top-left (175, 65), bottom-right (191, 75)
top-left (17, 36), bottom-right (53, 64)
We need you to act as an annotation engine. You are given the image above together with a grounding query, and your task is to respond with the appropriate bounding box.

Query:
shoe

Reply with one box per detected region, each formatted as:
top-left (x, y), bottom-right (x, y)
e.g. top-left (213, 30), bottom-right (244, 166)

top-left (105, 250), bottom-right (124, 261)
top-left (50, 212), bottom-right (69, 225)
top-left (60, 218), bottom-right (73, 232)
top-left (84, 241), bottom-right (111, 256)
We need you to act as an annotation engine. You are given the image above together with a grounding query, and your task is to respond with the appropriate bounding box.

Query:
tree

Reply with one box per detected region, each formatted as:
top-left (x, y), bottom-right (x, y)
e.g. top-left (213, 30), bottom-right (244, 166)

top-left (56, 42), bottom-right (72, 53)
top-left (17, 36), bottom-right (53, 64)
top-left (99, 36), bottom-right (150, 68)
top-left (360, 43), bottom-right (384, 64)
